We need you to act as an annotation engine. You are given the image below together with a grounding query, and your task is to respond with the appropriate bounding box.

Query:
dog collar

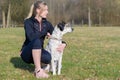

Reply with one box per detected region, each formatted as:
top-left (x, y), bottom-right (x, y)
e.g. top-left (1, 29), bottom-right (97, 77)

top-left (49, 37), bottom-right (62, 41)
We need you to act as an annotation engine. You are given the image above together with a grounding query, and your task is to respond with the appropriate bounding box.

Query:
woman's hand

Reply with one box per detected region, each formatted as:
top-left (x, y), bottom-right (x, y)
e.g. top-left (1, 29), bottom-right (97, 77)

top-left (56, 43), bottom-right (66, 53)
top-left (34, 68), bottom-right (49, 78)
top-left (46, 32), bottom-right (51, 39)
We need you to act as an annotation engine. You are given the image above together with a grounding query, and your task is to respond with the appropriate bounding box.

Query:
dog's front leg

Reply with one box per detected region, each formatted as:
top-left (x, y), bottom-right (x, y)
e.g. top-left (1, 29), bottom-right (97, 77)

top-left (58, 55), bottom-right (62, 75)
top-left (51, 55), bottom-right (56, 75)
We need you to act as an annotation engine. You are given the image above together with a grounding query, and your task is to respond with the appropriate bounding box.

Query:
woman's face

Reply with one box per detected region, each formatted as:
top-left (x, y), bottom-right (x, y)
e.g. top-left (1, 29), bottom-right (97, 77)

top-left (36, 5), bottom-right (48, 18)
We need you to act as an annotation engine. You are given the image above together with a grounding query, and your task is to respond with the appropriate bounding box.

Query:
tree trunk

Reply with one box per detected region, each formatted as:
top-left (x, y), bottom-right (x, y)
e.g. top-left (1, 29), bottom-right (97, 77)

top-left (99, 8), bottom-right (102, 26)
top-left (6, 4), bottom-right (11, 28)
top-left (2, 10), bottom-right (6, 28)
top-left (88, 7), bottom-right (91, 27)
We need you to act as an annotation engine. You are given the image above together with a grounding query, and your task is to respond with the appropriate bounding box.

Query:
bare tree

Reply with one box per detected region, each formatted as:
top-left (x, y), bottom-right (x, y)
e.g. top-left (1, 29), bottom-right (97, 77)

top-left (2, 10), bottom-right (6, 28)
top-left (0, 0), bottom-right (7, 28)
top-left (6, 3), bottom-right (11, 28)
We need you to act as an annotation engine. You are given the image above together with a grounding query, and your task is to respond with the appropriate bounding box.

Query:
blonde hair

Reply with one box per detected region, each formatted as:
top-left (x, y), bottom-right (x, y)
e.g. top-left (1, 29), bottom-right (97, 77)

top-left (25, 0), bottom-right (47, 19)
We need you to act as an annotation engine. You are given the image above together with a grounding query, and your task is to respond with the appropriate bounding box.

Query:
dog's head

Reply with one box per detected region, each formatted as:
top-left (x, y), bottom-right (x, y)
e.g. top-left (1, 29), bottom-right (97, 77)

top-left (57, 21), bottom-right (73, 35)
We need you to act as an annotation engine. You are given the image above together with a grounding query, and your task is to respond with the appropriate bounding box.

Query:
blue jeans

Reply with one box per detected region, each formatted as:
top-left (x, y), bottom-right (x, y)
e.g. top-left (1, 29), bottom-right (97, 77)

top-left (20, 39), bottom-right (51, 64)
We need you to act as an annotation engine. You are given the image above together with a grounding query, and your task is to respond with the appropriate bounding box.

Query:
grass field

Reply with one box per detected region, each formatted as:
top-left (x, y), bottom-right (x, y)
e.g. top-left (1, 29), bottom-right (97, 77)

top-left (0, 27), bottom-right (120, 80)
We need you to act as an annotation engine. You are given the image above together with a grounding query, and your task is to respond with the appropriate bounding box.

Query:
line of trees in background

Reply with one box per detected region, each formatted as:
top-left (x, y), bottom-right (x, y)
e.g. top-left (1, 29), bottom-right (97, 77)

top-left (0, 0), bottom-right (120, 28)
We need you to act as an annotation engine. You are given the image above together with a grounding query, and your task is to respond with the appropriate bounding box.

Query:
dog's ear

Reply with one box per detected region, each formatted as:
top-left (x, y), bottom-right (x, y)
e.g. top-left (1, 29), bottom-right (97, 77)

top-left (61, 21), bottom-right (66, 25)
top-left (57, 22), bottom-right (65, 31)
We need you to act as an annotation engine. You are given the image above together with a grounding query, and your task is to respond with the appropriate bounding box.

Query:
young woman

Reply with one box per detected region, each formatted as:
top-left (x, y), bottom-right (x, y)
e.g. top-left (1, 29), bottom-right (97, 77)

top-left (20, 0), bottom-right (66, 78)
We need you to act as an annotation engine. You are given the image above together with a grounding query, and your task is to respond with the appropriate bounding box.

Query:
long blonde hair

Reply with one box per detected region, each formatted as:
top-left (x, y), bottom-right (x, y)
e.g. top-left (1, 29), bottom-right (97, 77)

top-left (25, 0), bottom-right (47, 19)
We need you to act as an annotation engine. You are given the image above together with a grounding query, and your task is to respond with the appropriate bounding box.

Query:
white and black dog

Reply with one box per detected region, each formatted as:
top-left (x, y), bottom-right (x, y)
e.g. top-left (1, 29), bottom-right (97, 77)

top-left (45, 21), bottom-right (73, 75)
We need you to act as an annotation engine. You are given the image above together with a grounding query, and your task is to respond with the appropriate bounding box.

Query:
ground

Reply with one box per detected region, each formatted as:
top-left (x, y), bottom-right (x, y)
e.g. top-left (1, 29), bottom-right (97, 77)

top-left (0, 26), bottom-right (120, 80)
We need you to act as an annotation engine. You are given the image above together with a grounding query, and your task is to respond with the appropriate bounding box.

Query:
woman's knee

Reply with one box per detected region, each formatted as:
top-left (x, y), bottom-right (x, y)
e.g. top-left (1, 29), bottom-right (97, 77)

top-left (41, 50), bottom-right (51, 64)
top-left (43, 56), bottom-right (51, 64)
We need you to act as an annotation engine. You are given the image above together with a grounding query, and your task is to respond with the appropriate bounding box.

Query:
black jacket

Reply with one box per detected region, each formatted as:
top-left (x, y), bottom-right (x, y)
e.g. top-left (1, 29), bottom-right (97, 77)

top-left (21, 17), bottom-right (54, 51)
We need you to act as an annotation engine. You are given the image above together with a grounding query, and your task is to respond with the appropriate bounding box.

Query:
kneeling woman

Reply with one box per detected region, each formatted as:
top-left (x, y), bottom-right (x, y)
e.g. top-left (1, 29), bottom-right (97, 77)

top-left (20, 1), bottom-right (66, 78)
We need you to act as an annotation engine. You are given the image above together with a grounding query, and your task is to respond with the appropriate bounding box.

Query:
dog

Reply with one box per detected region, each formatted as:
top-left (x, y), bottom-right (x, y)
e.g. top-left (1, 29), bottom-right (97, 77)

top-left (45, 21), bottom-right (73, 75)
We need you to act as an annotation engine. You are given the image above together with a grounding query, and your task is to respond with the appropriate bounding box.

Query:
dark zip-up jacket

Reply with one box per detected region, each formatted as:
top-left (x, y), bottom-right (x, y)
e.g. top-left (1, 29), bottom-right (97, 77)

top-left (21, 17), bottom-right (54, 51)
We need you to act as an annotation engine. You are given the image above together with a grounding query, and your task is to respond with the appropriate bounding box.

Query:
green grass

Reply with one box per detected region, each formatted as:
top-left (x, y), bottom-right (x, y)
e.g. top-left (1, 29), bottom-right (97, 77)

top-left (0, 27), bottom-right (120, 80)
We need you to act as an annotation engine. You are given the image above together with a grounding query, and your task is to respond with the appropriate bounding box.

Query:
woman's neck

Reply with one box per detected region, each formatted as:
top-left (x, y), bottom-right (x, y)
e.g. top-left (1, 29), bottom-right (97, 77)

top-left (35, 15), bottom-right (42, 23)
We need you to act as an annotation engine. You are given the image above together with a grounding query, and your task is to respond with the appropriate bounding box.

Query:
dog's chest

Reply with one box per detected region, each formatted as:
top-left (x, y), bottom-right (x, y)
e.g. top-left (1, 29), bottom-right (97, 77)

top-left (48, 39), bottom-right (63, 60)
top-left (53, 51), bottom-right (62, 60)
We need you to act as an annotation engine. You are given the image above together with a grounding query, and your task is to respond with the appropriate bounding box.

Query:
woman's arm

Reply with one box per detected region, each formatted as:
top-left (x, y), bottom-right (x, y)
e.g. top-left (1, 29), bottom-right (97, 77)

top-left (47, 21), bottom-right (54, 35)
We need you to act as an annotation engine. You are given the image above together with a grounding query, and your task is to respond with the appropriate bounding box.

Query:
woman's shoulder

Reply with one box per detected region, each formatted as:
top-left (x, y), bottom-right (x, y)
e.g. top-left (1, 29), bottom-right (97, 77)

top-left (24, 17), bottom-right (34, 25)
top-left (24, 17), bottom-right (32, 22)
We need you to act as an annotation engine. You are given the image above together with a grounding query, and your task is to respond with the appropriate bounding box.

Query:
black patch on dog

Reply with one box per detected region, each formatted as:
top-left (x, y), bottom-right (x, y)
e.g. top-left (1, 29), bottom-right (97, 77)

top-left (57, 21), bottom-right (66, 31)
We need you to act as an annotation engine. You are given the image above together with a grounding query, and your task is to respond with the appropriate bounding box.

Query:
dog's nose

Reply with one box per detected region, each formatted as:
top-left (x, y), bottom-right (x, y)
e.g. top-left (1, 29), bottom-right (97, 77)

top-left (72, 28), bottom-right (74, 31)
